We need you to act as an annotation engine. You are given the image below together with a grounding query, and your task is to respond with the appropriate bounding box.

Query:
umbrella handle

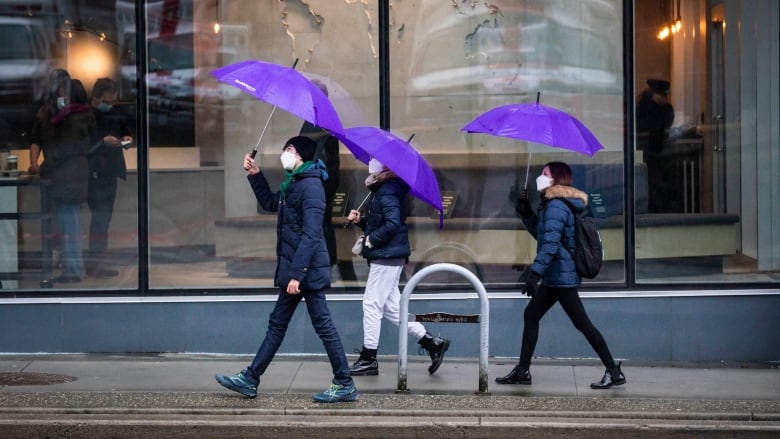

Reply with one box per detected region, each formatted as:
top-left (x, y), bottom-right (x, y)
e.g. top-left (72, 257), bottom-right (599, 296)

top-left (344, 193), bottom-right (372, 228)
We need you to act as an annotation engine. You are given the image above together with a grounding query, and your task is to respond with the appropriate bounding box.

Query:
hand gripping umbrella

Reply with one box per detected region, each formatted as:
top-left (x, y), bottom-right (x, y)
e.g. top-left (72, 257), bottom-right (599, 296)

top-left (334, 126), bottom-right (444, 227)
top-left (462, 92), bottom-right (604, 188)
top-left (211, 59), bottom-right (345, 159)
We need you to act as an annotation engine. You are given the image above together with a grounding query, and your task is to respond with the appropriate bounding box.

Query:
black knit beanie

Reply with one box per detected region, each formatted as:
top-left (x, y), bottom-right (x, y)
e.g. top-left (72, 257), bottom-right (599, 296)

top-left (285, 135), bottom-right (317, 162)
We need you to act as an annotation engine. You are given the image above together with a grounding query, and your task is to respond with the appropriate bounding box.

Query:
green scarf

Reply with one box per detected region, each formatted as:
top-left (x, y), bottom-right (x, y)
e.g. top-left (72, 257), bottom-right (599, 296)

top-left (280, 161), bottom-right (314, 200)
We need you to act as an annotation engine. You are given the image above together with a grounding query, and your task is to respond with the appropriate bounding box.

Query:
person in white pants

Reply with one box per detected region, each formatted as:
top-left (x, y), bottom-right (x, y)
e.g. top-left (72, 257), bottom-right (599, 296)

top-left (347, 158), bottom-right (450, 376)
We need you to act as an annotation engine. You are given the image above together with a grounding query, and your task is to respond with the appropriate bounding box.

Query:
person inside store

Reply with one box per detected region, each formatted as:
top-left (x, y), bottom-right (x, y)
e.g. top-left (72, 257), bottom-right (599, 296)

top-left (636, 78), bottom-right (675, 213)
top-left (215, 136), bottom-right (359, 403)
top-left (30, 74), bottom-right (96, 283)
top-left (496, 161), bottom-right (626, 389)
top-left (86, 78), bottom-right (132, 278)
top-left (346, 157), bottom-right (451, 377)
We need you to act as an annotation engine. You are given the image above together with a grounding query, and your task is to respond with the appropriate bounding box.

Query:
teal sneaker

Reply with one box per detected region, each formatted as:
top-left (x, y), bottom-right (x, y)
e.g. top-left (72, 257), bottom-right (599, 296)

top-left (312, 383), bottom-right (359, 403)
top-left (215, 370), bottom-right (257, 398)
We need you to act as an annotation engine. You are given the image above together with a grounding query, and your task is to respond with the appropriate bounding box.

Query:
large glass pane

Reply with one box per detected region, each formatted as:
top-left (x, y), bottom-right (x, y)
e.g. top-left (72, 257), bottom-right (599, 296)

top-left (634, 0), bottom-right (780, 284)
top-left (1, 1), bottom-right (138, 290)
top-left (391, 1), bottom-right (625, 287)
top-left (147, 0), bottom-right (379, 288)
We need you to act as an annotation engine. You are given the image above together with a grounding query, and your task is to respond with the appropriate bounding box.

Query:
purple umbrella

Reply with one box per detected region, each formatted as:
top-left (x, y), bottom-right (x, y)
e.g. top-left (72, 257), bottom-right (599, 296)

top-left (335, 126), bottom-right (444, 224)
top-left (211, 59), bottom-right (344, 158)
top-left (462, 93), bottom-right (604, 188)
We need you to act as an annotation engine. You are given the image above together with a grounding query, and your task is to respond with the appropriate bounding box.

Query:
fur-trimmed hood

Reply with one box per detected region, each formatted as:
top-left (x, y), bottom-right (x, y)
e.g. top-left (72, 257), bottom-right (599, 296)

top-left (543, 185), bottom-right (588, 206)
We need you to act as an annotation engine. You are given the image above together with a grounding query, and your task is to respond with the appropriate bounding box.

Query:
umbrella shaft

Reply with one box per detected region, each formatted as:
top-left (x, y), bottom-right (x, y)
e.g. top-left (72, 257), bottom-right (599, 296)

top-left (253, 106), bottom-right (279, 153)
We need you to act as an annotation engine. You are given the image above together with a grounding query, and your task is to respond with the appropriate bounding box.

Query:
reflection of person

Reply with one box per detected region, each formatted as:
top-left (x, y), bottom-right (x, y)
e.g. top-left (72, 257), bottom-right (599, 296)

top-left (86, 78), bottom-right (132, 278)
top-left (32, 76), bottom-right (96, 283)
top-left (497, 162), bottom-right (626, 389)
top-left (347, 158), bottom-right (451, 376)
top-left (299, 79), bottom-right (357, 281)
top-left (637, 79), bottom-right (675, 213)
top-left (215, 136), bottom-right (358, 403)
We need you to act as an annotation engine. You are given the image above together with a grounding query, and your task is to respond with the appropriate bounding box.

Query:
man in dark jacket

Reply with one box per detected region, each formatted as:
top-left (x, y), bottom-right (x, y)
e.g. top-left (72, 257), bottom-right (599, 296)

top-left (86, 78), bottom-right (132, 277)
top-left (637, 78), bottom-right (675, 212)
top-left (215, 136), bottom-right (358, 403)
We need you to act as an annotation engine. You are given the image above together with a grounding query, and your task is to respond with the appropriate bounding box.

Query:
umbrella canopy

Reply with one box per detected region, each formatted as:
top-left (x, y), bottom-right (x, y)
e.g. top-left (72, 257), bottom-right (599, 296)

top-left (211, 59), bottom-right (344, 136)
top-left (335, 126), bottom-right (443, 219)
top-left (461, 102), bottom-right (604, 157)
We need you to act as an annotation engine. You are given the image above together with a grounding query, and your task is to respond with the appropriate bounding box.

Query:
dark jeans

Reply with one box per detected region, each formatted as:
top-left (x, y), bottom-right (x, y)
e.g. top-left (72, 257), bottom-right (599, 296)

top-left (246, 288), bottom-right (353, 387)
top-left (87, 175), bottom-right (118, 261)
top-left (519, 286), bottom-right (616, 370)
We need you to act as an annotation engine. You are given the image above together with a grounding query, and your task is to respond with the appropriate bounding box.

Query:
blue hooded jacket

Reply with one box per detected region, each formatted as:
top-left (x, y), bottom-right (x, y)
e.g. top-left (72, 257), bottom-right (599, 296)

top-left (248, 164), bottom-right (331, 290)
top-left (522, 184), bottom-right (589, 288)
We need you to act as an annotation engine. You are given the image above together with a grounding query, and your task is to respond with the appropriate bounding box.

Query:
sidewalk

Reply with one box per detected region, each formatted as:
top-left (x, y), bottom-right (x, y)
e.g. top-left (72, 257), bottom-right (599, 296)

top-left (1, 354), bottom-right (779, 438)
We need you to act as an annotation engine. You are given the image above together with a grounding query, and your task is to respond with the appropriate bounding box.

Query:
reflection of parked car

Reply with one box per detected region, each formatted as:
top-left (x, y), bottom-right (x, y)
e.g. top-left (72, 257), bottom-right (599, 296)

top-left (0, 16), bottom-right (57, 148)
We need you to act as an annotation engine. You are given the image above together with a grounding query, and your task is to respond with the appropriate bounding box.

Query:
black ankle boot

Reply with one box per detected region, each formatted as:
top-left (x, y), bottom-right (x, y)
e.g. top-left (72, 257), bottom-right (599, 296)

top-left (495, 365), bottom-right (532, 385)
top-left (350, 346), bottom-right (378, 376)
top-left (418, 332), bottom-right (450, 375)
top-left (590, 361), bottom-right (627, 389)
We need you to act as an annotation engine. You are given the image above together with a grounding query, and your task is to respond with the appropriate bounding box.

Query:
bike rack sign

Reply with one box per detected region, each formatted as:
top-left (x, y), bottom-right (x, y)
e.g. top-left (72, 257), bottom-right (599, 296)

top-left (413, 312), bottom-right (480, 324)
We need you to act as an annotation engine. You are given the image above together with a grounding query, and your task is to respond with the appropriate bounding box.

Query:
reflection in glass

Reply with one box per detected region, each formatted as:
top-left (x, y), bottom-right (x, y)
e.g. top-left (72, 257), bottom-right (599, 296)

top-left (392, 0), bottom-right (625, 287)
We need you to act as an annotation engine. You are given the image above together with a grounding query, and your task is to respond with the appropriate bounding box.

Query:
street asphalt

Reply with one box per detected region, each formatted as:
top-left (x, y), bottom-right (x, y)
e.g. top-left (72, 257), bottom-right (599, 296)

top-left (0, 354), bottom-right (778, 438)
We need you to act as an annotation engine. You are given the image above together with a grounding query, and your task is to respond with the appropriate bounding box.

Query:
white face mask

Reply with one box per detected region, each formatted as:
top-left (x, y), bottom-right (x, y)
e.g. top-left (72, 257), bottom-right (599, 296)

top-left (56, 97), bottom-right (66, 109)
top-left (536, 174), bottom-right (553, 192)
top-left (280, 151), bottom-right (298, 171)
top-left (368, 158), bottom-right (384, 175)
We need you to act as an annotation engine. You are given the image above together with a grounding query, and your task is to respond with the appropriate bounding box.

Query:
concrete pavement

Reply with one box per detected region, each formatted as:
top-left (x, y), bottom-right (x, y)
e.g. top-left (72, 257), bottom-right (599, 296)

top-left (1, 354), bottom-right (779, 438)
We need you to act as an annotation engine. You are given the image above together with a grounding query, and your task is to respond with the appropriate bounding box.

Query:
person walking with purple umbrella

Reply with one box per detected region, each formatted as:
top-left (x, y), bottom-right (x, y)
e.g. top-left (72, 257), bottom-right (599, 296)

top-left (347, 158), bottom-right (451, 377)
top-left (215, 136), bottom-right (358, 403)
top-left (496, 161), bottom-right (626, 389)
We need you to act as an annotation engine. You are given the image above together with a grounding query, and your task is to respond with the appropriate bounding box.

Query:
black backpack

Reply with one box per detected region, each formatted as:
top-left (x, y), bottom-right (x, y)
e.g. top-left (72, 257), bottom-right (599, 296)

top-left (558, 198), bottom-right (603, 279)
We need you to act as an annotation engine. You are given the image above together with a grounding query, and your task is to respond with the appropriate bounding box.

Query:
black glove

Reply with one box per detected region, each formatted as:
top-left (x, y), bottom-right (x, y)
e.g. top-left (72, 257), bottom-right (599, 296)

top-left (522, 272), bottom-right (541, 297)
top-left (515, 188), bottom-right (534, 218)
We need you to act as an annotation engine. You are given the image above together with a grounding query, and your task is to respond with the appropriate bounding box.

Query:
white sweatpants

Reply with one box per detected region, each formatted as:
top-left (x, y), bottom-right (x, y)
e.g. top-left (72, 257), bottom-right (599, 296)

top-left (362, 262), bottom-right (427, 349)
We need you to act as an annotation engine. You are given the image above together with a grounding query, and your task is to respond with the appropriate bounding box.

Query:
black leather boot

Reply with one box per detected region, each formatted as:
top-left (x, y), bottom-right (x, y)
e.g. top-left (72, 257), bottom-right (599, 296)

top-left (350, 346), bottom-right (378, 376)
top-left (495, 365), bottom-right (532, 385)
top-left (418, 332), bottom-right (450, 375)
top-left (590, 361), bottom-right (627, 389)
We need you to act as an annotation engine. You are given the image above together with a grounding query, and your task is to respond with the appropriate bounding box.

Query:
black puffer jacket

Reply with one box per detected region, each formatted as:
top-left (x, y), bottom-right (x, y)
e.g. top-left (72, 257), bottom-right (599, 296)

top-left (358, 177), bottom-right (411, 262)
top-left (248, 166), bottom-right (331, 291)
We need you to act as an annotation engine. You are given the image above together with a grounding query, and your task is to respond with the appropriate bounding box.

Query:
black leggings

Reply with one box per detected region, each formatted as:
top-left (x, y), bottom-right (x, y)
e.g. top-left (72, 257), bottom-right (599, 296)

top-left (519, 286), bottom-right (616, 370)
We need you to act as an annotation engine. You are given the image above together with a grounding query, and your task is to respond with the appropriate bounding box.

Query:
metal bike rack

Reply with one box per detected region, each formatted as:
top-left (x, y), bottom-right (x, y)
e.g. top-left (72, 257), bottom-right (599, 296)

top-left (397, 263), bottom-right (490, 394)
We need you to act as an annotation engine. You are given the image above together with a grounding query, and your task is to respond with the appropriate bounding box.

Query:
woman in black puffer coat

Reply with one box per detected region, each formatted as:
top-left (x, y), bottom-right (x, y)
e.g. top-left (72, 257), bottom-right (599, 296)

top-left (496, 161), bottom-right (626, 390)
top-left (347, 159), bottom-right (450, 377)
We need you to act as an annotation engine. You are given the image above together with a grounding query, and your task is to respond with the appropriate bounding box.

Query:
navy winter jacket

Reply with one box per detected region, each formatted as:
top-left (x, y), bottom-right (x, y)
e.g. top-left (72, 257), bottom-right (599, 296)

top-left (522, 185), bottom-right (589, 288)
top-left (359, 177), bottom-right (411, 261)
top-left (248, 166), bottom-right (331, 290)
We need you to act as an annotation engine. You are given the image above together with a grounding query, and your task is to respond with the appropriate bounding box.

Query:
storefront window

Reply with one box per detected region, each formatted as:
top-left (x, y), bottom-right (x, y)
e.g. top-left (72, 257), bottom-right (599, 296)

top-left (2, 0), bottom-right (777, 294)
top-left (634, 0), bottom-right (779, 285)
top-left (147, 0), bottom-right (380, 289)
top-left (1, 0), bottom-right (138, 290)
top-left (390, 0), bottom-right (626, 286)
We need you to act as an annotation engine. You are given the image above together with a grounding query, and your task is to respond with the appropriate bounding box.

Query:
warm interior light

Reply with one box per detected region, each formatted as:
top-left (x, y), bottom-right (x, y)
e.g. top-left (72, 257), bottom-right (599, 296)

top-left (657, 1), bottom-right (682, 39)
top-left (213, 22), bottom-right (220, 34)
